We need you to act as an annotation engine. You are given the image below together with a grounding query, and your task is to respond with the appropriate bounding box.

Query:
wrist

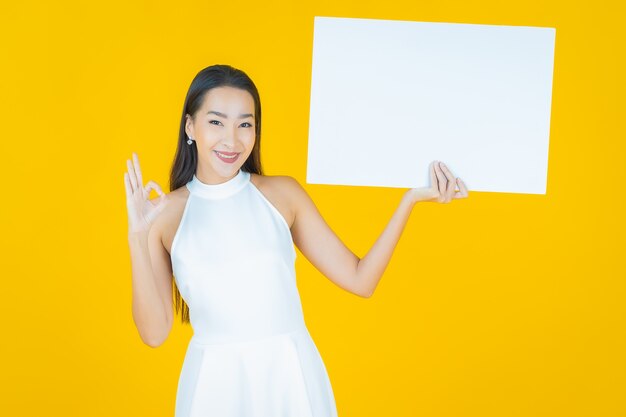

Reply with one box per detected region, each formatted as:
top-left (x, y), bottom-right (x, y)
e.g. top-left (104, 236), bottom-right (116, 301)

top-left (403, 190), bottom-right (419, 206)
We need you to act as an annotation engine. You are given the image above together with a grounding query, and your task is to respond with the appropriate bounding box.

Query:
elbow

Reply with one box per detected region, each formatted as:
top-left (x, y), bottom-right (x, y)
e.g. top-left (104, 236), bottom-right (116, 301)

top-left (356, 285), bottom-right (374, 299)
top-left (354, 263), bottom-right (373, 298)
top-left (143, 335), bottom-right (166, 348)
top-left (354, 277), bottom-right (374, 298)
top-left (139, 321), bottom-right (172, 348)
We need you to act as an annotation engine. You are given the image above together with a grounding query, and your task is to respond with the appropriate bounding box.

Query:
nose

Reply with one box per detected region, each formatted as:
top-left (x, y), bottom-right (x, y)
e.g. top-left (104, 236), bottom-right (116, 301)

top-left (221, 126), bottom-right (238, 149)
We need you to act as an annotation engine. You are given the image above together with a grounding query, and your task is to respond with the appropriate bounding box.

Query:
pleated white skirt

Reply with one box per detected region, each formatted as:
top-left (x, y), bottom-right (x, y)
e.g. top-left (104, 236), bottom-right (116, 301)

top-left (175, 325), bottom-right (338, 417)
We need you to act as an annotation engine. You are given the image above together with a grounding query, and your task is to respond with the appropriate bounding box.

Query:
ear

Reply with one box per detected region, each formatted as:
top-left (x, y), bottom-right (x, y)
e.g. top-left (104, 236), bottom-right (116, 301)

top-left (184, 114), bottom-right (194, 139)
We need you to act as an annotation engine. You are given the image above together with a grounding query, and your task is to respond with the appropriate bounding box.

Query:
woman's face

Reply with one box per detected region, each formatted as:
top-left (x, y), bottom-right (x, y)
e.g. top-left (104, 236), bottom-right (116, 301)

top-left (185, 86), bottom-right (256, 183)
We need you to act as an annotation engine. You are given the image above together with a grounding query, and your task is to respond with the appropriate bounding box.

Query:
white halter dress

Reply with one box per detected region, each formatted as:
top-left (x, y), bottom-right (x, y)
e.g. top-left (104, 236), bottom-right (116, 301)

top-left (170, 169), bottom-right (338, 417)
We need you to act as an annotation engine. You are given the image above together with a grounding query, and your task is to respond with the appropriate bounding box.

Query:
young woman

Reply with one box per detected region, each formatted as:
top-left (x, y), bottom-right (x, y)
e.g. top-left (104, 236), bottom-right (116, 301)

top-left (124, 64), bottom-right (468, 417)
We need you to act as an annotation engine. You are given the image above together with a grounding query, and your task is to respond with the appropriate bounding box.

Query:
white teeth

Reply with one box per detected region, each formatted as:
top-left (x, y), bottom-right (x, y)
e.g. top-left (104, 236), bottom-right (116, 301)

top-left (215, 151), bottom-right (237, 159)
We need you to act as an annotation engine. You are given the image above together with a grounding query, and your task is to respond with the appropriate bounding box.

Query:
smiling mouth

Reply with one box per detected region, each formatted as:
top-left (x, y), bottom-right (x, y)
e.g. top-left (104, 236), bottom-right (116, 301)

top-left (214, 150), bottom-right (238, 157)
top-left (214, 150), bottom-right (238, 156)
top-left (214, 150), bottom-right (240, 162)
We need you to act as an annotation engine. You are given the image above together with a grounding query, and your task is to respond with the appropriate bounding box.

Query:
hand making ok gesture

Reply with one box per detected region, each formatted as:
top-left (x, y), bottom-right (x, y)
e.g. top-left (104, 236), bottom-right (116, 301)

top-left (124, 152), bottom-right (168, 235)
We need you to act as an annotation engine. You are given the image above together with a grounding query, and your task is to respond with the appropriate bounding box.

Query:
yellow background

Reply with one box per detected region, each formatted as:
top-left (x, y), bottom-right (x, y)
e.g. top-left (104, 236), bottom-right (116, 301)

top-left (1, 0), bottom-right (624, 416)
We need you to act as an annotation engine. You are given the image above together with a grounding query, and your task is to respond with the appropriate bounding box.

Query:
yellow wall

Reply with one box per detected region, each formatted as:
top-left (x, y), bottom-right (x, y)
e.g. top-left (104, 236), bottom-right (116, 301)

top-left (1, 1), bottom-right (624, 416)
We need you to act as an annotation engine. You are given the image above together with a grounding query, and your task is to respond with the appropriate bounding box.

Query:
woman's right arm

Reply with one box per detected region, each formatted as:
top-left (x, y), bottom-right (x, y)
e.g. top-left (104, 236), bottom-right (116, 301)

top-left (128, 228), bottom-right (173, 348)
top-left (124, 152), bottom-right (171, 347)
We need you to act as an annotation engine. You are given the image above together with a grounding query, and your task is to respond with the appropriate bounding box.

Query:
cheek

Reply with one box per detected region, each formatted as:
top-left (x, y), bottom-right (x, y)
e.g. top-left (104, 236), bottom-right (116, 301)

top-left (244, 133), bottom-right (256, 149)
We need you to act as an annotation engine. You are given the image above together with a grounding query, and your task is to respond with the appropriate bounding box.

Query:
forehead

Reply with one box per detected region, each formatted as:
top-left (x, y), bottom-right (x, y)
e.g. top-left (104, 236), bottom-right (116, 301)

top-left (202, 86), bottom-right (254, 110)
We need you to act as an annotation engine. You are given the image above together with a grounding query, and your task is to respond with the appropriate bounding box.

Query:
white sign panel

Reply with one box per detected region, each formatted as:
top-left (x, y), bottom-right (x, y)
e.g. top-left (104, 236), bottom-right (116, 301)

top-left (307, 16), bottom-right (556, 194)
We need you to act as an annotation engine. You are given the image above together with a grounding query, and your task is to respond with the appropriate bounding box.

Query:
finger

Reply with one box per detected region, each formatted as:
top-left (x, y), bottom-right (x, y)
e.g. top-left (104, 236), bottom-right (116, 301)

top-left (133, 152), bottom-right (143, 190)
top-left (124, 172), bottom-right (132, 201)
top-left (429, 160), bottom-right (438, 188)
top-left (434, 161), bottom-right (447, 196)
top-left (454, 178), bottom-right (469, 199)
top-left (145, 181), bottom-right (164, 199)
top-left (439, 162), bottom-right (456, 199)
top-left (127, 158), bottom-right (138, 192)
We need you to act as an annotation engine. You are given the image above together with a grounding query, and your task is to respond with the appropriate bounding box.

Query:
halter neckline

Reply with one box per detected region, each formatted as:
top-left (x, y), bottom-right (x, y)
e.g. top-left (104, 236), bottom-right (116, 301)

top-left (187, 169), bottom-right (250, 199)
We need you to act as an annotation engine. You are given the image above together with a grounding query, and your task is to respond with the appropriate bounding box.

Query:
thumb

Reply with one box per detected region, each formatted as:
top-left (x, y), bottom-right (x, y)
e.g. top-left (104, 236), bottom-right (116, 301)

top-left (144, 198), bottom-right (166, 225)
top-left (154, 194), bottom-right (167, 215)
top-left (156, 194), bottom-right (167, 213)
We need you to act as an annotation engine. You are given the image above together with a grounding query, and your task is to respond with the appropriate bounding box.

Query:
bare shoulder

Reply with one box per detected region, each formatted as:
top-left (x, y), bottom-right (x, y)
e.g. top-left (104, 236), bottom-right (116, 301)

top-left (250, 172), bottom-right (301, 191)
top-left (250, 173), bottom-right (303, 229)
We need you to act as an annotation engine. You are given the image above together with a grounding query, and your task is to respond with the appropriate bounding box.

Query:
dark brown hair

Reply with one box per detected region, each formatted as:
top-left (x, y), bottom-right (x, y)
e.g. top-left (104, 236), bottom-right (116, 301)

top-left (169, 64), bottom-right (264, 324)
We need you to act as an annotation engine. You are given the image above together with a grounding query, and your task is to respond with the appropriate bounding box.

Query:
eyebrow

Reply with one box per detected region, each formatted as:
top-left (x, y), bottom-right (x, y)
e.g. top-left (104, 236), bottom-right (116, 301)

top-left (206, 110), bottom-right (254, 119)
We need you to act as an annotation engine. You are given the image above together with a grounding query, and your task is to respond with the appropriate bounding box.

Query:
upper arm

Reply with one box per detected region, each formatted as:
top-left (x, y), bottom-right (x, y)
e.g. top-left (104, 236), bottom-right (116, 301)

top-left (285, 176), bottom-right (365, 297)
top-left (147, 211), bottom-right (174, 339)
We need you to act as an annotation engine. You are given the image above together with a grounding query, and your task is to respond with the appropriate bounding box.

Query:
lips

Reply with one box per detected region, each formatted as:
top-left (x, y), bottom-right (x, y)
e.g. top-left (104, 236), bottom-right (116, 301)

top-left (214, 150), bottom-right (240, 163)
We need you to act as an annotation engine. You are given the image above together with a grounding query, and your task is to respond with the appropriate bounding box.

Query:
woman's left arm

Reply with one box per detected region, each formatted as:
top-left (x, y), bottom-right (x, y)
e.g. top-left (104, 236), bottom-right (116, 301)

top-left (288, 160), bottom-right (468, 298)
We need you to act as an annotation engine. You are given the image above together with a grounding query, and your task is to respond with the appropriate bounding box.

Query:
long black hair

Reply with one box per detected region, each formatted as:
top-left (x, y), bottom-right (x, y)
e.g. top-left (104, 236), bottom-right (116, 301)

top-left (169, 64), bottom-right (264, 324)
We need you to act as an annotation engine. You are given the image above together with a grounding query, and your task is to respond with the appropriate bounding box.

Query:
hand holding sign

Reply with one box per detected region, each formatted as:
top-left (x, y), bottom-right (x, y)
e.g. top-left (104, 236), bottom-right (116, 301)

top-left (407, 160), bottom-right (469, 204)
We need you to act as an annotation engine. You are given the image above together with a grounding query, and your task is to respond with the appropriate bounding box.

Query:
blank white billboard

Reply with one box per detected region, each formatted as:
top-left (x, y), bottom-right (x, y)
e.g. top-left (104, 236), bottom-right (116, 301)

top-left (307, 16), bottom-right (556, 194)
